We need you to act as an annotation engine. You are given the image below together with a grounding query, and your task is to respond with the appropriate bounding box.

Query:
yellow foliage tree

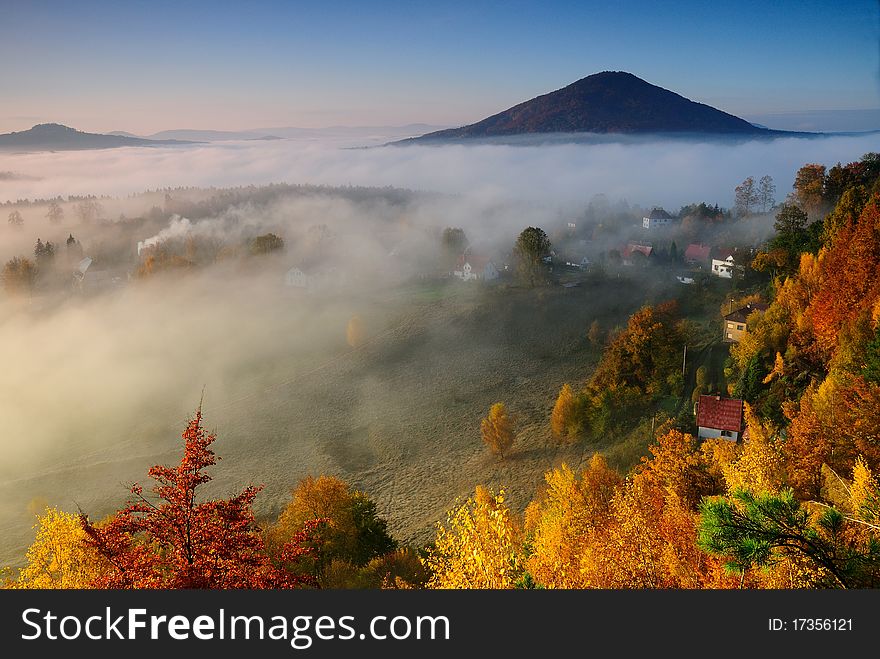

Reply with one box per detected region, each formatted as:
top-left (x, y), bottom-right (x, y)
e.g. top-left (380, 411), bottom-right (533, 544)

top-left (16, 507), bottom-right (105, 589)
top-left (762, 352), bottom-right (785, 385)
top-left (346, 315), bottom-right (365, 348)
top-left (850, 457), bottom-right (880, 523)
top-left (721, 404), bottom-right (785, 495)
top-left (635, 429), bottom-right (715, 509)
top-left (480, 402), bottom-right (515, 459)
top-left (525, 456), bottom-right (620, 588)
top-left (423, 487), bottom-right (521, 588)
top-left (550, 383), bottom-right (577, 441)
top-left (265, 474), bottom-right (396, 585)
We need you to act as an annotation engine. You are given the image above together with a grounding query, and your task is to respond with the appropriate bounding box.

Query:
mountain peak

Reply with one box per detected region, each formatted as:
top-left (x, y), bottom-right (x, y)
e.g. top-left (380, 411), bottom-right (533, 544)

top-left (408, 71), bottom-right (776, 142)
top-left (27, 123), bottom-right (79, 134)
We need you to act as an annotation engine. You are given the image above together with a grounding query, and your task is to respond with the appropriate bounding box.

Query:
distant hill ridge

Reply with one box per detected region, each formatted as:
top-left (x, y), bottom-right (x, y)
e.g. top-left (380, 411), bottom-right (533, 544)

top-left (406, 71), bottom-right (795, 142)
top-left (0, 123), bottom-right (195, 151)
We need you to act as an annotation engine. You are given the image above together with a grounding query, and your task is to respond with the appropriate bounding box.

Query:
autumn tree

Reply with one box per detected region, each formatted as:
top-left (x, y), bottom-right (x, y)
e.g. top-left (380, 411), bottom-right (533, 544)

top-left (590, 301), bottom-right (684, 397)
top-left (265, 475), bottom-right (396, 586)
top-left (635, 429), bottom-right (718, 509)
top-left (2, 257), bottom-right (37, 297)
top-left (850, 458), bottom-right (880, 523)
top-left (758, 175), bottom-right (776, 213)
top-left (346, 314), bottom-right (365, 347)
top-left (46, 202), bottom-right (64, 225)
top-left (734, 176), bottom-right (758, 216)
top-left (822, 185), bottom-right (867, 246)
top-left (524, 457), bottom-right (621, 588)
top-left (481, 402), bottom-right (515, 459)
top-left (513, 226), bottom-right (551, 286)
top-left (588, 319), bottom-right (604, 347)
top-left (80, 407), bottom-right (320, 589)
top-left (8, 209), bottom-right (24, 228)
top-left (16, 508), bottom-right (107, 589)
top-left (718, 405), bottom-right (784, 495)
top-left (792, 163), bottom-right (827, 217)
top-left (808, 198), bottom-right (880, 357)
top-left (249, 232), bottom-right (285, 255)
top-left (423, 487), bottom-right (522, 588)
top-left (358, 547), bottom-right (428, 589)
top-left (550, 383), bottom-right (577, 441)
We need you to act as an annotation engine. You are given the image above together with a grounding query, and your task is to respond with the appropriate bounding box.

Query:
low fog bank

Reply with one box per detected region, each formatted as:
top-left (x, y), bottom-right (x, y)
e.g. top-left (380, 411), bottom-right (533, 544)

top-left (2, 131), bottom-right (880, 566)
top-left (3, 133), bottom-right (880, 210)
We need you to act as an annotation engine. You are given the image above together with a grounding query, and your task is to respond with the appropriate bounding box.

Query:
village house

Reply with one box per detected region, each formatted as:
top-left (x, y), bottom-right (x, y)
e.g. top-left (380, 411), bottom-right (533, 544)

top-left (284, 266), bottom-right (309, 288)
top-left (723, 301), bottom-right (769, 342)
top-left (453, 254), bottom-right (499, 282)
top-left (684, 243), bottom-right (711, 266)
top-left (73, 256), bottom-right (119, 294)
top-left (284, 265), bottom-right (346, 292)
top-left (564, 255), bottom-right (591, 270)
top-left (696, 394), bottom-right (744, 441)
top-left (621, 242), bottom-right (653, 266)
top-left (642, 208), bottom-right (673, 230)
top-left (711, 247), bottom-right (738, 278)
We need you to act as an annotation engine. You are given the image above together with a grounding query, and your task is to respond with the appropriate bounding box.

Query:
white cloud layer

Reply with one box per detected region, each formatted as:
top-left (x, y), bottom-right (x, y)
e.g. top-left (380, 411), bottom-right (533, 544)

top-left (3, 133), bottom-right (880, 210)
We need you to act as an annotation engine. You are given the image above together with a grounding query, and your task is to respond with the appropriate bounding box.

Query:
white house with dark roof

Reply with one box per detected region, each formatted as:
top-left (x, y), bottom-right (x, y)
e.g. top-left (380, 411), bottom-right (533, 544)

top-left (643, 208), bottom-right (673, 230)
top-left (711, 247), bottom-right (738, 278)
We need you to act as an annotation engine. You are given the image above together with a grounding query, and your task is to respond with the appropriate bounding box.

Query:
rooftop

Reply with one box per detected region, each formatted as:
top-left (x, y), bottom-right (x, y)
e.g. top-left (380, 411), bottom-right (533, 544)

top-left (697, 395), bottom-right (744, 433)
top-left (724, 302), bottom-right (769, 323)
top-left (684, 243), bottom-right (711, 262)
top-left (623, 243), bottom-right (653, 258)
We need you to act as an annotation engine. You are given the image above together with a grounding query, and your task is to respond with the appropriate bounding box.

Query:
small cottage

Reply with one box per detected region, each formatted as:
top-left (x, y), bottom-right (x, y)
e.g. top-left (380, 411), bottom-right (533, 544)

top-left (723, 302), bottom-right (769, 342)
top-left (696, 395), bottom-right (744, 441)
top-left (684, 243), bottom-right (711, 266)
top-left (711, 247), bottom-right (737, 278)
top-left (622, 243), bottom-right (653, 266)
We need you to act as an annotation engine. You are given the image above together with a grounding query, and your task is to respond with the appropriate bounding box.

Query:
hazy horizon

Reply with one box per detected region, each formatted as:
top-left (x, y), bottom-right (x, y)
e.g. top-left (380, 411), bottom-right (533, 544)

top-left (4, 108), bottom-right (880, 138)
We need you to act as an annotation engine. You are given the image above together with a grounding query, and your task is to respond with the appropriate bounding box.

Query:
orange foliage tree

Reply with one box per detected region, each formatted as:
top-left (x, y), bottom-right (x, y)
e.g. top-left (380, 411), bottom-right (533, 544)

top-left (808, 197), bottom-right (880, 359)
top-left (81, 407), bottom-right (321, 588)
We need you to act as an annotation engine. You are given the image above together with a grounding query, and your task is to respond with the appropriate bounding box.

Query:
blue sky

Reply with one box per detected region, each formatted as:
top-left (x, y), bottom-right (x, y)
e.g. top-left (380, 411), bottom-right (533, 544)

top-left (1, 0), bottom-right (878, 133)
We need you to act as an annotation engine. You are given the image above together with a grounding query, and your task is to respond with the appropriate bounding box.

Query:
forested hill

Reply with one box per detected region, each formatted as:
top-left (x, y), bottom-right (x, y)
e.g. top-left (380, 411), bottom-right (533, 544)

top-left (405, 71), bottom-right (789, 142)
top-left (0, 124), bottom-right (194, 151)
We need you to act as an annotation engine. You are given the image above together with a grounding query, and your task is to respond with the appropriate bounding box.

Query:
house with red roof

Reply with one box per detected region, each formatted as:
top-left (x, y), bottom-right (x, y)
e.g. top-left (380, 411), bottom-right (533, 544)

top-left (684, 243), bottom-right (711, 266)
top-left (621, 242), bottom-right (653, 265)
top-left (696, 394), bottom-right (744, 441)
